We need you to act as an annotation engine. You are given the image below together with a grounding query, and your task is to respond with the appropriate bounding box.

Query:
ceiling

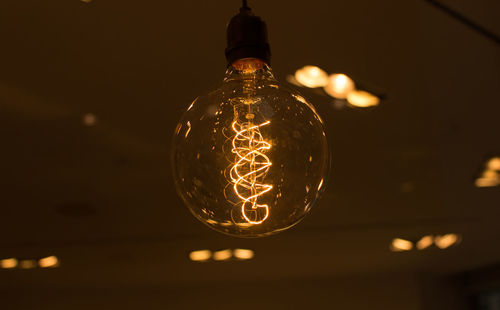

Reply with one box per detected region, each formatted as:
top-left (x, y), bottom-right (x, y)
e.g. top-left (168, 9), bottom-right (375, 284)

top-left (0, 0), bottom-right (499, 308)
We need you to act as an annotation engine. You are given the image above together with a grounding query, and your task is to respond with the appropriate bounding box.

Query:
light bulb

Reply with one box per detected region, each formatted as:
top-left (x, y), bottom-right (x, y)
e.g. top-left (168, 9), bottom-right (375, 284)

top-left (233, 248), bottom-right (254, 260)
top-left (294, 66), bottom-right (329, 88)
top-left (0, 258), bottom-right (18, 269)
top-left (324, 73), bottom-right (355, 99)
top-left (171, 2), bottom-right (329, 237)
top-left (487, 157), bottom-right (500, 171)
top-left (434, 234), bottom-right (460, 249)
top-left (390, 238), bottom-right (413, 251)
top-left (172, 58), bottom-right (329, 237)
top-left (38, 256), bottom-right (59, 268)
top-left (189, 250), bottom-right (212, 262)
top-left (346, 90), bottom-right (380, 107)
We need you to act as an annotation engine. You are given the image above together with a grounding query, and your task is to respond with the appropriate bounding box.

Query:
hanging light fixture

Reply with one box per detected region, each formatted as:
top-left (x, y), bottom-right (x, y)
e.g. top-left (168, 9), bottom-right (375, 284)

top-left (171, 1), bottom-right (330, 237)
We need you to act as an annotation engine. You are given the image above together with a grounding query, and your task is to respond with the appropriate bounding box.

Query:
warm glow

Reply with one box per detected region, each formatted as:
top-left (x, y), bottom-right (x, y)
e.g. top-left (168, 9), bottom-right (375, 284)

top-left (19, 260), bottom-right (37, 269)
top-left (324, 74), bottom-right (355, 99)
top-left (189, 250), bottom-right (212, 262)
top-left (285, 74), bottom-right (302, 87)
top-left (212, 249), bottom-right (232, 261)
top-left (434, 234), bottom-right (460, 249)
top-left (294, 66), bottom-right (329, 88)
top-left (185, 121), bottom-right (191, 138)
top-left (233, 58), bottom-right (265, 74)
top-left (82, 113), bottom-right (97, 126)
top-left (0, 258), bottom-right (18, 269)
top-left (476, 156), bottom-right (500, 188)
top-left (346, 90), bottom-right (380, 107)
top-left (317, 178), bottom-right (324, 191)
top-left (482, 169), bottom-right (498, 179)
top-left (487, 157), bottom-right (500, 171)
top-left (475, 177), bottom-right (499, 188)
top-left (233, 248), bottom-right (254, 260)
top-left (38, 256), bottom-right (59, 268)
top-left (390, 238), bottom-right (413, 252)
top-left (416, 235), bottom-right (433, 250)
top-left (229, 119), bottom-right (272, 224)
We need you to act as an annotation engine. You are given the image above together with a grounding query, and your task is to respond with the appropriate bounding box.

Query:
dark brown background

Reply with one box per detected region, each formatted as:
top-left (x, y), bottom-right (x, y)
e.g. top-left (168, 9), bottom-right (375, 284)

top-left (1, 0), bottom-right (499, 309)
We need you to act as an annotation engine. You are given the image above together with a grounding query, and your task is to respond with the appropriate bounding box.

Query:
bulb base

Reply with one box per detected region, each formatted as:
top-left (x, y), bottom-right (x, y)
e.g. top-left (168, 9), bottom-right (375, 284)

top-left (225, 7), bottom-right (271, 66)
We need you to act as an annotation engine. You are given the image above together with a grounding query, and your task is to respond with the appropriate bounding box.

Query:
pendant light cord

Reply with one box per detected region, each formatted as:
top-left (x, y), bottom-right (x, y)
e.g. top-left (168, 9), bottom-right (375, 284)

top-left (239, 0), bottom-right (498, 45)
top-left (241, 0), bottom-right (250, 10)
top-left (424, 0), bottom-right (499, 45)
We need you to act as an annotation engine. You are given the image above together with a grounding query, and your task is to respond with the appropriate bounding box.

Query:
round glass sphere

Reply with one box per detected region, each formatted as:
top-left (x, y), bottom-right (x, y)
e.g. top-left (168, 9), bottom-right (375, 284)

top-left (172, 59), bottom-right (329, 237)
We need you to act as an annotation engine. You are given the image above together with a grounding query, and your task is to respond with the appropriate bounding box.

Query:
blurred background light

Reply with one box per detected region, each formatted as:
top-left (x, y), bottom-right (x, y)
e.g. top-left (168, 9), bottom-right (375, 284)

top-left (38, 256), bottom-right (59, 268)
top-left (324, 73), bottom-right (355, 99)
top-left (82, 113), bottom-right (97, 127)
top-left (475, 169), bottom-right (500, 187)
top-left (416, 235), bottom-right (434, 250)
top-left (346, 90), bottom-right (380, 107)
top-left (285, 75), bottom-right (301, 87)
top-left (482, 170), bottom-right (499, 179)
top-left (0, 258), bottom-right (18, 269)
top-left (189, 250), bottom-right (212, 262)
top-left (19, 260), bottom-right (37, 269)
top-left (390, 238), bottom-right (413, 252)
top-left (487, 157), bottom-right (500, 171)
top-left (233, 249), bottom-right (254, 260)
top-left (212, 249), bottom-right (232, 261)
top-left (294, 66), bottom-right (329, 88)
top-left (475, 177), bottom-right (499, 187)
top-left (290, 67), bottom-right (384, 109)
top-left (475, 157), bottom-right (500, 187)
top-left (434, 234), bottom-right (461, 249)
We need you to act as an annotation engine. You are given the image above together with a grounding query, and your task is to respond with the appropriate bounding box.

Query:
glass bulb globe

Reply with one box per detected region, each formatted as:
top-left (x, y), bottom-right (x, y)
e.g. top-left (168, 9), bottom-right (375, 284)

top-left (172, 58), bottom-right (329, 237)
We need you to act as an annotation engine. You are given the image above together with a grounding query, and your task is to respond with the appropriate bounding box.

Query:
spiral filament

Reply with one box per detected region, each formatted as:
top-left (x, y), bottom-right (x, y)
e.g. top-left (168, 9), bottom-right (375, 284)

top-left (229, 119), bottom-right (272, 224)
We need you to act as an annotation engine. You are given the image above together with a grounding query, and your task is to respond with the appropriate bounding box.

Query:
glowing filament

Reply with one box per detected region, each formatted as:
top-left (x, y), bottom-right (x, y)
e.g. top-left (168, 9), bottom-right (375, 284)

top-left (229, 120), bottom-right (272, 224)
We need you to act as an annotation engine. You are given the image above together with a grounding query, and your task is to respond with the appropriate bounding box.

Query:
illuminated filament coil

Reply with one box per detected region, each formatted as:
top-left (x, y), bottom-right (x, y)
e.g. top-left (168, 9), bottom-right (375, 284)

top-left (229, 120), bottom-right (272, 224)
